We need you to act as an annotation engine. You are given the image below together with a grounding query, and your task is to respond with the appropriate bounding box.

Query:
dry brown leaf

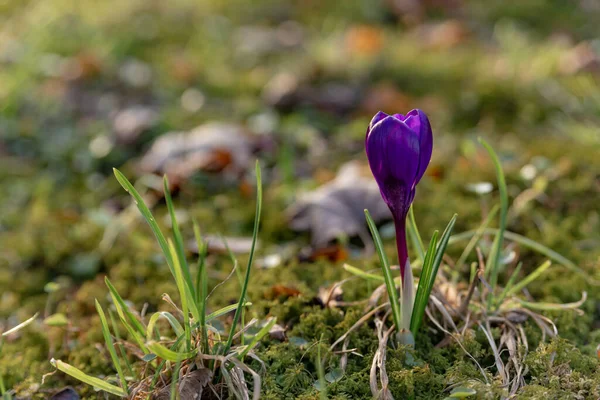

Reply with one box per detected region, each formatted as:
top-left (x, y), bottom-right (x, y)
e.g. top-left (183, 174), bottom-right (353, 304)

top-left (152, 368), bottom-right (213, 400)
top-left (139, 123), bottom-right (256, 183)
top-left (288, 161), bottom-right (391, 251)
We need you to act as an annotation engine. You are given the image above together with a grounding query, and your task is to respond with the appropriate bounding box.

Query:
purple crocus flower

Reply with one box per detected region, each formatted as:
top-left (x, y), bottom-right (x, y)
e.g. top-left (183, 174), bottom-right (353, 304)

top-left (365, 109), bottom-right (433, 279)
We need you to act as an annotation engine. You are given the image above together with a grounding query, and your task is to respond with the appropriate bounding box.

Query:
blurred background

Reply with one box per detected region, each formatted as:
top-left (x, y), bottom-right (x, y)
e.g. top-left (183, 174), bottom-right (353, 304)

top-left (1, 0), bottom-right (599, 392)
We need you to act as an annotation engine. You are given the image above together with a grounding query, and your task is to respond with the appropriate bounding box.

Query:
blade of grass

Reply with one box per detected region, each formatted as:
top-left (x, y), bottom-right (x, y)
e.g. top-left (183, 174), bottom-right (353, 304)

top-left (222, 237), bottom-right (248, 347)
top-left (365, 209), bottom-right (401, 331)
top-left (407, 206), bottom-right (425, 263)
top-left (95, 300), bottom-right (129, 394)
top-left (410, 230), bottom-right (439, 336)
top-left (170, 361), bottom-right (182, 400)
top-left (495, 262), bottom-right (523, 307)
top-left (148, 334), bottom-right (187, 392)
top-left (1, 313), bottom-right (38, 336)
top-left (113, 169), bottom-right (199, 322)
top-left (147, 342), bottom-right (197, 362)
top-left (504, 260), bottom-right (552, 298)
top-left (448, 228), bottom-right (596, 282)
top-left (316, 333), bottom-right (327, 400)
top-left (105, 278), bottom-right (148, 353)
top-left (411, 214), bottom-right (457, 336)
top-left (239, 317), bottom-right (277, 359)
top-left (455, 204), bottom-right (499, 270)
top-left (478, 138), bottom-right (508, 295)
top-left (343, 263), bottom-right (384, 282)
top-left (51, 359), bottom-right (127, 397)
top-left (114, 169), bottom-right (175, 275)
top-left (223, 161), bottom-right (262, 356)
top-left (108, 309), bottom-right (134, 376)
top-left (163, 176), bottom-right (197, 309)
top-left (105, 278), bottom-right (145, 335)
top-left (206, 302), bottom-right (253, 323)
top-left (146, 312), bottom-right (185, 342)
top-left (168, 240), bottom-right (192, 351)
top-left (516, 292), bottom-right (587, 311)
top-left (193, 221), bottom-right (209, 354)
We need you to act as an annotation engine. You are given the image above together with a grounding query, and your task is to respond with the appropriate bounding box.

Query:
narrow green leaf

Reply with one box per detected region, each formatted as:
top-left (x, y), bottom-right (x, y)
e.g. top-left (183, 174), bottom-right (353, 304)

top-left (239, 317), bottom-right (277, 359)
top-left (146, 342), bottom-right (197, 362)
top-left (206, 302), bottom-right (252, 323)
top-left (343, 263), bottom-right (384, 282)
top-left (455, 204), bottom-right (499, 270)
top-left (113, 169), bottom-right (175, 276)
top-left (449, 228), bottom-right (596, 283)
top-left (95, 300), bottom-right (128, 394)
top-left (223, 161), bottom-right (262, 356)
top-left (504, 260), bottom-right (552, 298)
top-left (410, 230), bottom-right (439, 335)
top-left (163, 176), bottom-right (198, 315)
top-left (109, 309), bottom-right (134, 376)
top-left (365, 209), bottom-right (401, 331)
top-left (105, 278), bottom-right (145, 336)
top-left (168, 240), bottom-right (192, 351)
top-left (193, 220), bottom-right (209, 354)
top-left (478, 138), bottom-right (508, 295)
top-left (407, 206), bottom-right (425, 262)
top-left (146, 312), bottom-right (185, 342)
top-left (495, 262), bottom-right (523, 306)
top-left (105, 278), bottom-right (148, 353)
top-left (411, 214), bottom-right (457, 336)
top-left (516, 291), bottom-right (587, 311)
top-left (170, 361), bottom-right (182, 400)
top-left (316, 333), bottom-right (327, 400)
top-left (51, 359), bottom-right (127, 397)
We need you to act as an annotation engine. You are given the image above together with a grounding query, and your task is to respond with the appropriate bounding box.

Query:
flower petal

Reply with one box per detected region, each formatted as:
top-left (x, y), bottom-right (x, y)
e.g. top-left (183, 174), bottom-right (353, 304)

top-left (366, 116), bottom-right (420, 213)
top-left (403, 109), bottom-right (433, 185)
top-left (368, 111), bottom-right (389, 132)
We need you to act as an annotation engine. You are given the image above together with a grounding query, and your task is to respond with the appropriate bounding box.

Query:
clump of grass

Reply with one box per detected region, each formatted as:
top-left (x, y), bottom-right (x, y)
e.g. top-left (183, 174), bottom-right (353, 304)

top-left (50, 162), bottom-right (272, 399)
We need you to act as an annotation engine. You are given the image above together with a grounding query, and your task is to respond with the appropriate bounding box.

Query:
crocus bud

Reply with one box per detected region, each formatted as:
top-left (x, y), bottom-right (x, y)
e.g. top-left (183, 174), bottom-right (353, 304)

top-left (365, 109), bottom-right (433, 278)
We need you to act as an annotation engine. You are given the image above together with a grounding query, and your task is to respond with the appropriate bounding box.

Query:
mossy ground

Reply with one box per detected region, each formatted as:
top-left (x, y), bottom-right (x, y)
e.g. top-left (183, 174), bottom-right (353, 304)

top-left (1, 0), bottom-right (600, 399)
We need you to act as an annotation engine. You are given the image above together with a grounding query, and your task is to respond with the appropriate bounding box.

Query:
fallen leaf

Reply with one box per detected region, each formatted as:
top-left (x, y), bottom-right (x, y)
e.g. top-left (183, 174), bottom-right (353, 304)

top-left (139, 122), bottom-right (257, 183)
top-left (317, 283), bottom-right (344, 308)
top-left (287, 161), bottom-right (391, 251)
top-left (263, 74), bottom-right (360, 114)
top-left (269, 323), bottom-right (287, 341)
top-left (152, 368), bottom-right (212, 400)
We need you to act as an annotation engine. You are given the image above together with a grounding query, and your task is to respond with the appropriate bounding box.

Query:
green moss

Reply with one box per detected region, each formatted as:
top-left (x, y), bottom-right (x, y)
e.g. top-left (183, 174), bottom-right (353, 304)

top-left (521, 338), bottom-right (600, 398)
